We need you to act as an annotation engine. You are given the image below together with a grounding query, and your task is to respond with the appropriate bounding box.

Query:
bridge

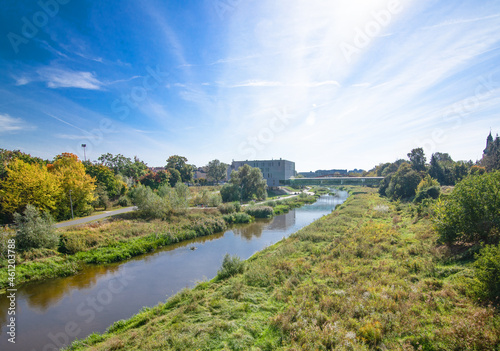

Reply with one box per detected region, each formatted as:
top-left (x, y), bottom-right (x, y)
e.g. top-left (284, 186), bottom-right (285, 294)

top-left (280, 177), bottom-right (384, 187)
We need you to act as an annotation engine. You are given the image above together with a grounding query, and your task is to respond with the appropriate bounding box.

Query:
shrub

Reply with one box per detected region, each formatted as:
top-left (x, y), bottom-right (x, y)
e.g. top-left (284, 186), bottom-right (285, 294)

top-left (222, 213), bottom-right (252, 224)
top-left (130, 185), bottom-right (172, 219)
top-left (434, 171), bottom-right (500, 245)
top-left (118, 195), bottom-right (132, 207)
top-left (207, 193), bottom-right (222, 207)
top-left (414, 185), bottom-right (440, 203)
top-left (245, 206), bottom-right (274, 219)
top-left (14, 205), bottom-right (58, 251)
top-left (220, 183), bottom-right (240, 202)
top-left (472, 244), bottom-right (500, 304)
top-left (216, 253), bottom-right (245, 280)
top-left (218, 202), bottom-right (241, 214)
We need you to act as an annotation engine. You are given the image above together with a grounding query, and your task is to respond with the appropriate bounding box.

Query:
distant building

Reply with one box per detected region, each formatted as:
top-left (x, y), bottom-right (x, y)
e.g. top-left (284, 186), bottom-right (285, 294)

top-left (228, 159), bottom-right (295, 188)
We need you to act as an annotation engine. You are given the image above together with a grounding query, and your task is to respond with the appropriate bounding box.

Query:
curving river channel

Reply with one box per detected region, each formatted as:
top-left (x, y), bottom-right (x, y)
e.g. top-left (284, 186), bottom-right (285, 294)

top-left (0, 192), bottom-right (348, 350)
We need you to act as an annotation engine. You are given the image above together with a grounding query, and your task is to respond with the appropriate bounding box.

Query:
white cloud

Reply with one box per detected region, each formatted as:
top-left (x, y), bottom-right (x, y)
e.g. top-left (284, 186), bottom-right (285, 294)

top-left (38, 68), bottom-right (103, 90)
top-left (0, 114), bottom-right (35, 133)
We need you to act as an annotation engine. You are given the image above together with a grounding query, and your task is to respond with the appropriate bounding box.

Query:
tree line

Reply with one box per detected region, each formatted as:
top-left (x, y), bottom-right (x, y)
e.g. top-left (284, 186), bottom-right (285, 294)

top-left (0, 149), bottom-right (234, 224)
top-left (372, 132), bottom-right (500, 304)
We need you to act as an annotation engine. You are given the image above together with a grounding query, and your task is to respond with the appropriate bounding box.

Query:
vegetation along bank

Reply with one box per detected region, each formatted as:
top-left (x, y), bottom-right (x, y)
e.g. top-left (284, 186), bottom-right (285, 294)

top-left (66, 186), bottom-right (499, 350)
top-left (0, 193), bottom-right (317, 290)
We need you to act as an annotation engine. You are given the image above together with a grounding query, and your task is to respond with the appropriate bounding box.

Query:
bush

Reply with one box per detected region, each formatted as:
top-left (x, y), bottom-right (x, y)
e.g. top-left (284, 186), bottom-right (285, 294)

top-left (414, 185), bottom-right (440, 203)
top-left (473, 244), bottom-right (500, 304)
top-left (216, 253), bottom-right (245, 280)
top-left (118, 195), bottom-right (132, 207)
top-left (220, 183), bottom-right (240, 202)
top-left (245, 206), bottom-right (274, 219)
top-left (130, 185), bottom-right (172, 219)
top-left (14, 205), bottom-right (58, 251)
top-left (207, 193), bottom-right (222, 207)
top-left (222, 213), bottom-right (252, 224)
top-left (217, 202), bottom-right (241, 214)
top-left (434, 171), bottom-right (500, 245)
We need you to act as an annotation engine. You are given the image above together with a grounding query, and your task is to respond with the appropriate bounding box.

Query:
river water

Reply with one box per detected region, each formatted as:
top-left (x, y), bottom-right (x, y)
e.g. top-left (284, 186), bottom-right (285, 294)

top-left (0, 193), bottom-right (347, 350)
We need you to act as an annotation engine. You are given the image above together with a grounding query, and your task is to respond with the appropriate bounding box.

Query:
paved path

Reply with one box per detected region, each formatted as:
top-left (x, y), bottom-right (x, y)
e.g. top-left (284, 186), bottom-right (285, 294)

top-left (55, 206), bottom-right (137, 228)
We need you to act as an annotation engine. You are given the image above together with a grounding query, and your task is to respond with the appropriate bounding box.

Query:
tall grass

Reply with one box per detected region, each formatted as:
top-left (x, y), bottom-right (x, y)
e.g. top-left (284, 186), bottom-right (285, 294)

top-left (65, 188), bottom-right (500, 350)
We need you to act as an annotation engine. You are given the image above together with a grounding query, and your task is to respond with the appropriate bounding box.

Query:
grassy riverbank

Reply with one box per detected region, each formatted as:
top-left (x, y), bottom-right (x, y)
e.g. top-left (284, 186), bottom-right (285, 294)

top-left (0, 195), bottom-right (318, 290)
top-left (66, 187), bottom-right (499, 350)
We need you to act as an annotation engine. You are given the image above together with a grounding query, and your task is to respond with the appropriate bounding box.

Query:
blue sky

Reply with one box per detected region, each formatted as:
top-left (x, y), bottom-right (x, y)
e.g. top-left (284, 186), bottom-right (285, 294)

top-left (0, 0), bottom-right (499, 172)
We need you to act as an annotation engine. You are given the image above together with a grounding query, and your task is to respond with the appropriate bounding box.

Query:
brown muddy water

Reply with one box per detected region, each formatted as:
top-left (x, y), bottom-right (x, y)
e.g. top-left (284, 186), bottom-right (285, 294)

top-left (0, 193), bottom-right (347, 350)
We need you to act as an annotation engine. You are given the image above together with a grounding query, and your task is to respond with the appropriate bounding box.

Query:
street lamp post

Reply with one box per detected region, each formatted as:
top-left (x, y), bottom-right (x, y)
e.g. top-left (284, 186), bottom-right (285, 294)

top-left (69, 190), bottom-right (74, 220)
top-left (81, 144), bottom-right (87, 162)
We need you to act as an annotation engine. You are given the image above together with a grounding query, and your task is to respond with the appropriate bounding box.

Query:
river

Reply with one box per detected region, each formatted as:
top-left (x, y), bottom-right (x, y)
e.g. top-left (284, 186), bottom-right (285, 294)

top-left (0, 192), bottom-right (347, 350)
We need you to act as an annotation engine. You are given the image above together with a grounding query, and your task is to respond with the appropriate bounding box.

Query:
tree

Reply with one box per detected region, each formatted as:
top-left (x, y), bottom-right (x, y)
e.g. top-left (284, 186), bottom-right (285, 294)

top-left (407, 148), bottom-right (426, 172)
top-left (168, 168), bottom-right (182, 187)
top-left (0, 159), bottom-right (61, 217)
top-left (97, 153), bottom-right (148, 181)
top-left (207, 159), bottom-right (228, 184)
top-left (166, 155), bottom-right (193, 183)
top-left (228, 164), bottom-right (267, 201)
top-left (434, 171), bottom-right (500, 245)
top-left (140, 169), bottom-right (170, 190)
top-left (85, 163), bottom-right (124, 197)
top-left (428, 154), bottom-right (445, 184)
top-left (386, 163), bottom-right (422, 200)
top-left (49, 153), bottom-right (96, 219)
top-left (14, 204), bottom-right (58, 250)
top-left (0, 149), bottom-right (47, 180)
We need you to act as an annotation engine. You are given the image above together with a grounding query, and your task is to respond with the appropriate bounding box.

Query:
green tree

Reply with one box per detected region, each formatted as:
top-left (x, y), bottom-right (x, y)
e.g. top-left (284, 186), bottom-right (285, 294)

top-left (168, 168), bottom-right (182, 187)
top-left (228, 164), bottom-right (267, 201)
top-left (207, 159), bottom-right (228, 184)
top-left (434, 171), bottom-right (500, 245)
top-left (166, 155), bottom-right (193, 183)
top-left (14, 204), bottom-right (58, 250)
top-left (407, 148), bottom-right (426, 172)
top-left (428, 154), bottom-right (445, 184)
top-left (97, 153), bottom-right (148, 181)
top-left (85, 163), bottom-right (124, 197)
top-left (386, 163), bottom-right (422, 200)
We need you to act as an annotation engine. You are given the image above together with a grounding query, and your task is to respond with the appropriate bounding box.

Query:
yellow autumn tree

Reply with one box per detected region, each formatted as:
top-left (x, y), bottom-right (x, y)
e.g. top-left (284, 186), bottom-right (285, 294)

top-left (0, 159), bottom-right (61, 217)
top-left (49, 153), bottom-right (96, 219)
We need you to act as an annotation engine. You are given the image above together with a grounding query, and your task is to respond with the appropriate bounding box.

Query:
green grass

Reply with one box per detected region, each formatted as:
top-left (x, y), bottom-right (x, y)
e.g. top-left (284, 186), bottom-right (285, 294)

top-left (65, 187), bottom-right (500, 350)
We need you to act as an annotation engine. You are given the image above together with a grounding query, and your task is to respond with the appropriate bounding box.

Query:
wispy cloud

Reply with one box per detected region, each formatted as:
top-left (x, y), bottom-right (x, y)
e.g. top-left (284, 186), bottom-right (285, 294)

top-left (0, 114), bottom-right (35, 133)
top-left (38, 67), bottom-right (104, 90)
